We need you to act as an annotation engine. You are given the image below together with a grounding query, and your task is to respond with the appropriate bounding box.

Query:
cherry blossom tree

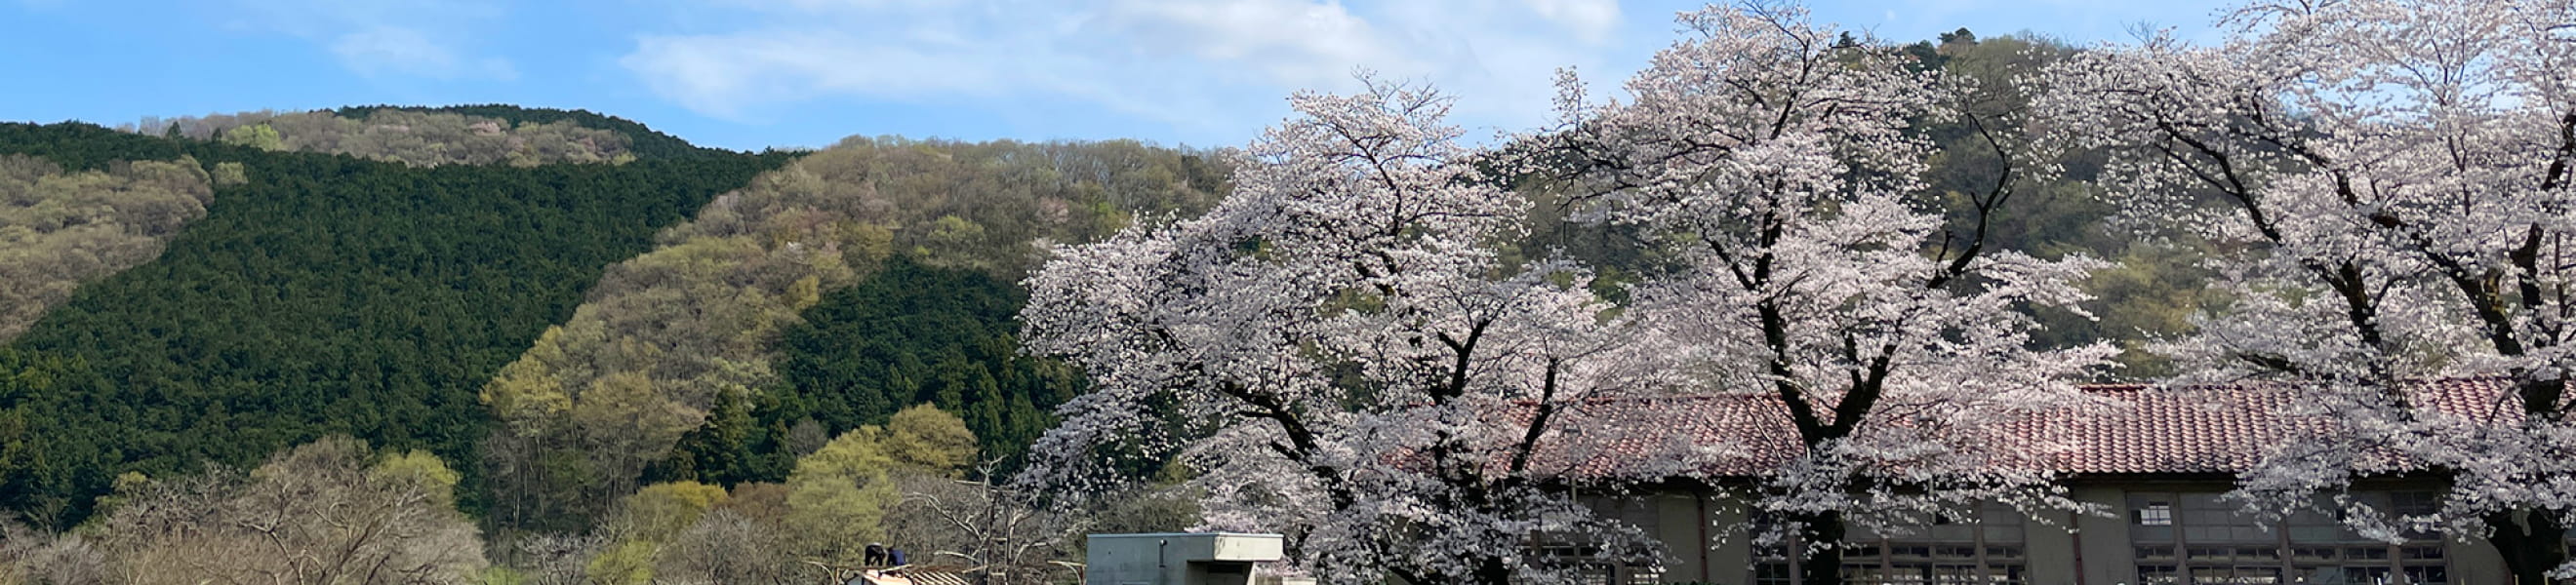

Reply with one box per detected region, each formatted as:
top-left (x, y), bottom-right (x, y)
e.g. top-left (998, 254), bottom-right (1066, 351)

top-left (2035, 0), bottom-right (2576, 580)
top-left (1543, 4), bottom-right (2116, 583)
top-left (1015, 80), bottom-right (1670, 585)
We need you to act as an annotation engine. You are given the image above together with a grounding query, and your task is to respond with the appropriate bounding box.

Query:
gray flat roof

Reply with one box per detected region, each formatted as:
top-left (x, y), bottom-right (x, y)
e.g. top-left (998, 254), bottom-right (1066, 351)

top-left (1086, 532), bottom-right (1281, 539)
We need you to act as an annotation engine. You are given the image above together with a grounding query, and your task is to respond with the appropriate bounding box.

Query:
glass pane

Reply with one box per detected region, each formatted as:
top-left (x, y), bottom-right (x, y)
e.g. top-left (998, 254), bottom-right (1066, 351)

top-left (2135, 566), bottom-right (2179, 585)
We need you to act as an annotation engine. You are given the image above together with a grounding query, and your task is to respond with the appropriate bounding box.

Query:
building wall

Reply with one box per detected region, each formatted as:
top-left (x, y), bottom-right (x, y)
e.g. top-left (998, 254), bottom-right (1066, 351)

top-left (1595, 481), bottom-right (2498, 585)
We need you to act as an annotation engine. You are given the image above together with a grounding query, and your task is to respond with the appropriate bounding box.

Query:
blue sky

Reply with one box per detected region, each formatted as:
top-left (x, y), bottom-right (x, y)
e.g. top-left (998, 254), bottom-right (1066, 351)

top-left (1, 0), bottom-right (2234, 152)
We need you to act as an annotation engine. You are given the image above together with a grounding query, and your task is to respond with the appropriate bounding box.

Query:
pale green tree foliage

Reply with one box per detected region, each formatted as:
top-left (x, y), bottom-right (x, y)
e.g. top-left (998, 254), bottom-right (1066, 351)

top-left (210, 161), bottom-right (247, 185)
top-left (616, 482), bottom-right (729, 545)
top-left (478, 137), bottom-right (1225, 529)
top-left (0, 154), bottom-right (214, 343)
top-left (883, 404), bottom-right (979, 474)
top-left (139, 109), bottom-right (631, 167)
top-left (583, 542), bottom-right (655, 585)
top-left (785, 427), bottom-right (903, 564)
top-left (219, 124), bottom-right (283, 151)
top-left (569, 481), bottom-right (733, 585)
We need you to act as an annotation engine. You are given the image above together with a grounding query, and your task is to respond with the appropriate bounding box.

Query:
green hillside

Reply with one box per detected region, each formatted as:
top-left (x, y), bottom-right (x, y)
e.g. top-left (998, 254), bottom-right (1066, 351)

top-left (473, 136), bottom-right (1228, 530)
top-left (330, 104), bottom-right (727, 161)
top-left (0, 120), bottom-right (792, 526)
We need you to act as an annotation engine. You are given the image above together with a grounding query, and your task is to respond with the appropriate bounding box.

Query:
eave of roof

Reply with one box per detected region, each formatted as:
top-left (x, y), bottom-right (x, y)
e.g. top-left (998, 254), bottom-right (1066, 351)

top-left (1506, 377), bottom-right (2518, 482)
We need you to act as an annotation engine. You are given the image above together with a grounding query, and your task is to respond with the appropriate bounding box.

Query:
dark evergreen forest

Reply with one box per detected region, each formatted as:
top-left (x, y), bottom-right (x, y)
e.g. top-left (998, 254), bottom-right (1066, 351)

top-left (0, 115), bottom-right (794, 526)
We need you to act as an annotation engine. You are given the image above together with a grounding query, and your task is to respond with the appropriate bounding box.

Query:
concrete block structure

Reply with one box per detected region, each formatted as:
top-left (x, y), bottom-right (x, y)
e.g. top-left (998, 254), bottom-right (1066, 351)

top-left (1087, 532), bottom-right (1287, 585)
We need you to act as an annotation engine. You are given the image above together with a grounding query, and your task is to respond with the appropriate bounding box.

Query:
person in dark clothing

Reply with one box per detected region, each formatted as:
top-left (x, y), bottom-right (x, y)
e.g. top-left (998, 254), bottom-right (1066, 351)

top-left (865, 542), bottom-right (887, 566)
top-left (888, 548), bottom-right (908, 566)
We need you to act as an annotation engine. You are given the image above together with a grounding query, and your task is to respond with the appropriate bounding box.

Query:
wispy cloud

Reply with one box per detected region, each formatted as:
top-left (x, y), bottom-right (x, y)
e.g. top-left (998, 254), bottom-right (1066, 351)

top-left (227, 0), bottom-right (517, 81)
top-left (619, 0), bottom-right (1628, 140)
top-left (329, 25), bottom-right (517, 80)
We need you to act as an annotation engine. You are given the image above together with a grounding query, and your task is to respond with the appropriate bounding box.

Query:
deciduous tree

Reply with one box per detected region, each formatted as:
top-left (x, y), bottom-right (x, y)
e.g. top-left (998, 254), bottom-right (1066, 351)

top-left (1545, 4), bottom-right (2115, 583)
top-left (2036, 0), bottom-right (2576, 579)
top-left (89, 437), bottom-right (486, 585)
top-left (1019, 79), bottom-right (1665, 585)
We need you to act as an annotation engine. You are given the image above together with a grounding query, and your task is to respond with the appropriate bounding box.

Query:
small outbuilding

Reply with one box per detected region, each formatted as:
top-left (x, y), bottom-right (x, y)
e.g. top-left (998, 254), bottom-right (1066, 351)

top-left (1084, 532), bottom-right (1289, 585)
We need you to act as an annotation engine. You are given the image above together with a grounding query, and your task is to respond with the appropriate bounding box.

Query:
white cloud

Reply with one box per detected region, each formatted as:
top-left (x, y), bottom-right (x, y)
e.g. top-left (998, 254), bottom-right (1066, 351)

top-left (619, 0), bottom-right (1634, 141)
top-left (1523, 0), bottom-right (1621, 41)
top-left (227, 0), bottom-right (516, 81)
top-left (624, 30), bottom-right (1010, 117)
top-left (1095, 0), bottom-right (1404, 90)
top-left (331, 26), bottom-right (518, 81)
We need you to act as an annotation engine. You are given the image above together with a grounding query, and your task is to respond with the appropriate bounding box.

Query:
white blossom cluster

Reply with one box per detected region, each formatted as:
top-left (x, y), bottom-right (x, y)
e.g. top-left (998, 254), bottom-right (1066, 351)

top-left (2036, 0), bottom-right (2576, 576)
top-left (1017, 3), bottom-right (2126, 582)
top-left (1547, 2), bottom-right (2118, 556)
top-left (1015, 80), bottom-right (1670, 584)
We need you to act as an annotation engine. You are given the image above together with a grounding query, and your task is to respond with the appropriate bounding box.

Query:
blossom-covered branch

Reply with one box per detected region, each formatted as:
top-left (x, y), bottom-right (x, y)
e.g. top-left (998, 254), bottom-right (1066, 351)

top-left (1546, 3), bottom-right (2116, 583)
top-left (2036, 0), bottom-right (2576, 579)
top-left (1016, 80), bottom-right (1670, 585)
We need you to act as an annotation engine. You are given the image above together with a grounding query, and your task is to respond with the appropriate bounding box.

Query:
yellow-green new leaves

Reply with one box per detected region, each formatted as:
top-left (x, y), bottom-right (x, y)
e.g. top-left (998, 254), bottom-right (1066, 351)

top-left (372, 448), bottom-right (464, 507)
top-left (786, 427), bottom-right (903, 563)
top-left (618, 481), bottom-right (730, 544)
top-left (478, 136), bottom-right (1223, 526)
top-left (578, 482), bottom-right (735, 585)
top-left (219, 124), bottom-right (283, 151)
top-left (884, 404), bottom-right (979, 475)
top-left (782, 410), bottom-right (982, 563)
top-left (164, 109), bottom-right (633, 168)
top-left (0, 154), bottom-right (214, 343)
top-left (584, 541), bottom-right (657, 585)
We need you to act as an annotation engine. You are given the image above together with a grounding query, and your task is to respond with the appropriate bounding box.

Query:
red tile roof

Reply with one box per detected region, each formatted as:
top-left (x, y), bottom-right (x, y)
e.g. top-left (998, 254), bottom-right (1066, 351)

top-left (1508, 378), bottom-right (2520, 480)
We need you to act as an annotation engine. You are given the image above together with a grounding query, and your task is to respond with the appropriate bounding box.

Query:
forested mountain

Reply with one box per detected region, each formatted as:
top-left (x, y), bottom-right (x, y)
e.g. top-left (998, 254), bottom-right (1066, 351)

top-left (476, 136), bottom-right (1226, 531)
top-left (0, 26), bottom-right (2236, 585)
top-left (0, 154), bottom-right (216, 342)
top-left (332, 105), bottom-right (728, 161)
top-left (0, 119), bottom-right (792, 527)
top-left (126, 105), bottom-right (695, 168)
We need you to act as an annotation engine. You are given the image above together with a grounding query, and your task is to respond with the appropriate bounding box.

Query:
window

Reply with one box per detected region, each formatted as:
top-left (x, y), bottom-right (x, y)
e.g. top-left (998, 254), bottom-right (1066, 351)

top-left (2402, 565), bottom-right (2449, 584)
top-left (2136, 501), bottom-right (2175, 526)
top-left (1752, 563), bottom-right (1791, 585)
top-left (2189, 566), bottom-right (2281, 584)
top-left (1989, 564), bottom-right (2027, 585)
top-left (2131, 490), bottom-right (2450, 584)
top-left (1617, 565), bottom-right (1663, 585)
top-left (2391, 490), bottom-right (2439, 517)
top-left (1527, 535), bottom-right (1638, 585)
top-left (1837, 505), bottom-right (2025, 585)
top-left (1836, 565), bottom-right (1888, 583)
top-left (1574, 564), bottom-right (1614, 585)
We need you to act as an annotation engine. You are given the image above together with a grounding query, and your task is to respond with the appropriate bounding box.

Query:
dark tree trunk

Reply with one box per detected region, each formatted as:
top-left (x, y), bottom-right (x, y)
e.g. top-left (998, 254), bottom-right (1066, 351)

top-left (2497, 375), bottom-right (2572, 584)
top-left (1469, 555), bottom-right (1514, 585)
top-left (1794, 510), bottom-right (1848, 585)
top-left (2491, 510), bottom-right (2569, 584)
